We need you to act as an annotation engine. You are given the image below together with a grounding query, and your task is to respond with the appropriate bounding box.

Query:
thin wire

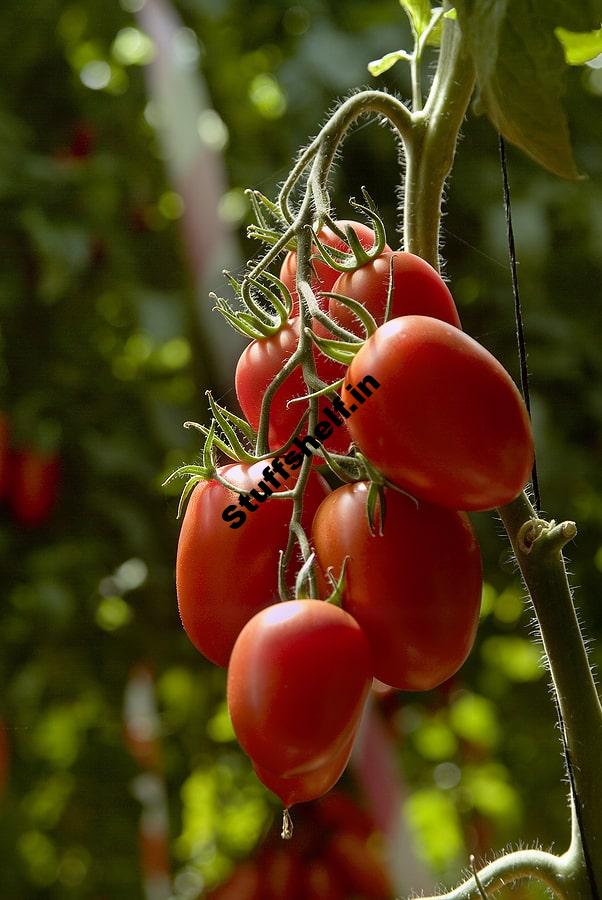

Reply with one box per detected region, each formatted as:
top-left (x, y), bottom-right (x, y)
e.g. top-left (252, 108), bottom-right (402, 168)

top-left (498, 134), bottom-right (599, 900)
top-left (498, 134), bottom-right (541, 512)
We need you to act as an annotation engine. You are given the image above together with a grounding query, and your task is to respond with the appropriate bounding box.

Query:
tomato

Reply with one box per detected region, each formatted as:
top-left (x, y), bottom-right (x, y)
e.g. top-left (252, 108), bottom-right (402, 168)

top-left (227, 599), bottom-right (372, 776)
top-left (326, 831), bottom-right (393, 900)
top-left (10, 449), bottom-right (60, 527)
top-left (342, 315), bottom-right (534, 510)
top-left (304, 860), bottom-right (346, 900)
top-left (176, 461), bottom-right (328, 667)
top-left (254, 729), bottom-right (356, 808)
top-left (324, 251), bottom-right (461, 337)
top-left (312, 482), bottom-right (482, 691)
top-left (280, 220), bottom-right (391, 314)
top-left (205, 862), bottom-right (262, 900)
top-left (235, 318), bottom-right (350, 454)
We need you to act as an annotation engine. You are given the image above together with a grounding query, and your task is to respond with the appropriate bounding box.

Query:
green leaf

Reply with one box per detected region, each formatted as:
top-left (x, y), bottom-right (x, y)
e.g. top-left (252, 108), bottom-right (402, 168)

top-left (555, 26), bottom-right (602, 65)
top-left (368, 49), bottom-right (411, 77)
top-left (400, 0), bottom-right (433, 36)
top-left (455, 0), bottom-right (601, 179)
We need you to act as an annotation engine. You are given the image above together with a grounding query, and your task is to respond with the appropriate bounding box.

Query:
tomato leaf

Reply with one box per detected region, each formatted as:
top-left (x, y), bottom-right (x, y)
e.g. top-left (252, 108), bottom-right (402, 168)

top-left (454, 0), bottom-right (602, 180)
top-left (400, 0), bottom-right (433, 37)
top-left (555, 26), bottom-right (602, 65)
top-left (368, 49), bottom-right (411, 77)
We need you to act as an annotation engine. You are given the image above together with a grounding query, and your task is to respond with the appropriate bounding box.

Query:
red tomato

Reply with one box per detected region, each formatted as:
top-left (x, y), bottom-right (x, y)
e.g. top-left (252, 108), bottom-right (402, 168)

top-left (280, 220), bottom-right (391, 314)
top-left (324, 251), bottom-right (461, 336)
top-left (254, 729), bottom-right (356, 807)
top-left (0, 413), bottom-right (9, 500)
top-left (205, 862), bottom-right (261, 900)
top-left (10, 449), bottom-right (60, 527)
top-left (312, 483), bottom-right (482, 691)
top-left (235, 318), bottom-right (350, 454)
top-left (342, 315), bottom-right (534, 510)
top-left (176, 461), bottom-right (328, 667)
top-left (304, 860), bottom-right (346, 900)
top-left (227, 600), bottom-right (372, 776)
top-left (326, 831), bottom-right (393, 900)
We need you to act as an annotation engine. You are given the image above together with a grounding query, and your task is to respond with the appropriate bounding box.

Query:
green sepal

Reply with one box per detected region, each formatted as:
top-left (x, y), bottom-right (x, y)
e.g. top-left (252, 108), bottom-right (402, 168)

top-left (246, 188), bottom-right (288, 230)
top-left (306, 328), bottom-right (362, 366)
top-left (206, 391), bottom-right (257, 464)
top-left (247, 224), bottom-right (296, 252)
top-left (312, 190), bottom-right (387, 273)
top-left (366, 481), bottom-right (386, 537)
top-left (319, 291), bottom-right (378, 338)
top-left (324, 557), bottom-right (349, 608)
top-left (295, 552), bottom-right (316, 600)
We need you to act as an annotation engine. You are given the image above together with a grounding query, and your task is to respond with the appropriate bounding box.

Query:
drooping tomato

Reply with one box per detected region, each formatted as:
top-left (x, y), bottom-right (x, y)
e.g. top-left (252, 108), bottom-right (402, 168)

top-left (227, 599), bottom-right (372, 776)
top-left (325, 250), bottom-right (461, 336)
top-left (254, 728), bottom-right (356, 808)
top-left (312, 482), bottom-right (482, 691)
top-left (280, 220), bottom-right (391, 314)
top-left (235, 318), bottom-right (350, 454)
top-left (176, 462), bottom-right (328, 667)
top-left (10, 449), bottom-right (60, 527)
top-left (342, 315), bottom-right (534, 510)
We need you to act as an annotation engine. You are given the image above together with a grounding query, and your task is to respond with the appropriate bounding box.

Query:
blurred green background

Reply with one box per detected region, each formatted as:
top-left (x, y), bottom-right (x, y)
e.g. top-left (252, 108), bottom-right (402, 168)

top-left (1, 0), bottom-right (601, 897)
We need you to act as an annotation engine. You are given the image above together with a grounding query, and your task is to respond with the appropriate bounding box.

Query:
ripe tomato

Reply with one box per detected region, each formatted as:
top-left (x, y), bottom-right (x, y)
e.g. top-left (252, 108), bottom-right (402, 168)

top-left (280, 220), bottom-right (391, 314)
top-left (176, 461), bottom-right (328, 667)
top-left (326, 831), bottom-right (393, 900)
top-left (325, 251), bottom-right (461, 337)
top-left (342, 315), bottom-right (534, 510)
top-left (227, 599), bottom-right (372, 776)
top-left (10, 449), bottom-right (60, 527)
top-left (235, 318), bottom-right (350, 454)
top-left (254, 729), bottom-right (356, 808)
top-left (312, 483), bottom-right (482, 691)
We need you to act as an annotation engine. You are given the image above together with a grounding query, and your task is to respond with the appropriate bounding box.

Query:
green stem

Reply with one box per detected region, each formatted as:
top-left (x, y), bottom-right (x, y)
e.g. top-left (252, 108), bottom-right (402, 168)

top-left (403, 17), bottom-right (476, 269)
top-left (499, 494), bottom-right (602, 892)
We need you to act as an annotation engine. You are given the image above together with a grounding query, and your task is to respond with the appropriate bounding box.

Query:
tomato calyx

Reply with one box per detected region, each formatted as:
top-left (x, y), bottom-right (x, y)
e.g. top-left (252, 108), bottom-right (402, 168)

top-left (211, 269), bottom-right (293, 340)
top-left (310, 191), bottom-right (388, 272)
top-left (353, 450), bottom-right (419, 536)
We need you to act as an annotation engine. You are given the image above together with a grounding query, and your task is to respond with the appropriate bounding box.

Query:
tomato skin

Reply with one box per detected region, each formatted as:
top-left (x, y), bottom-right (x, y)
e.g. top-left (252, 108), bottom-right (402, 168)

top-left (280, 220), bottom-right (391, 314)
top-left (325, 251), bottom-right (461, 336)
top-left (312, 483), bottom-right (482, 691)
top-left (176, 462), bottom-right (328, 667)
top-left (10, 449), bottom-right (60, 527)
top-left (254, 729), bottom-right (356, 808)
top-left (342, 315), bottom-right (534, 511)
top-left (235, 318), bottom-right (349, 454)
top-left (227, 600), bottom-right (372, 776)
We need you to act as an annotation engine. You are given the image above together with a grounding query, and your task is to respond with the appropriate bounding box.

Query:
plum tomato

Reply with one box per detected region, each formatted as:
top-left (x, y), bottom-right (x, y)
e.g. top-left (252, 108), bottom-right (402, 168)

top-left (176, 461), bottom-right (328, 667)
top-left (325, 250), bottom-right (461, 337)
top-left (253, 728), bottom-right (356, 808)
top-left (280, 220), bottom-right (391, 314)
top-left (312, 482), bottom-right (482, 691)
top-left (227, 599), bottom-right (372, 776)
top-left (235, 317), bottom-right (350, 454)
top-left (342, 315), bottom-right (534, 510)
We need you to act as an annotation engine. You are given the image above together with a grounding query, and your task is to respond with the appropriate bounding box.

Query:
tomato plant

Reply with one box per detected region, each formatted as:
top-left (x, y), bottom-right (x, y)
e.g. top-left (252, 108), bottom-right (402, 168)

top-left (176, 462), bottom-right (328, 666)
top-left (227, 599), bottom-right (372, 776)
top-left (342, 315), bottom-right (534, 511)
top-left (312, 482), bottom-right (482, 691)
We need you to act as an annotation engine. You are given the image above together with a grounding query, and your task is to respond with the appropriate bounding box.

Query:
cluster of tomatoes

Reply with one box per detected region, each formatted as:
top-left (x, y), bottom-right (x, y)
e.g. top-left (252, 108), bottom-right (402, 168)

top-left (204, 790), bottom-right (392, 900)
top-left (175, 219), bottom-right (534, 814)
top-left (0, 412), bottom-right (61, 528)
